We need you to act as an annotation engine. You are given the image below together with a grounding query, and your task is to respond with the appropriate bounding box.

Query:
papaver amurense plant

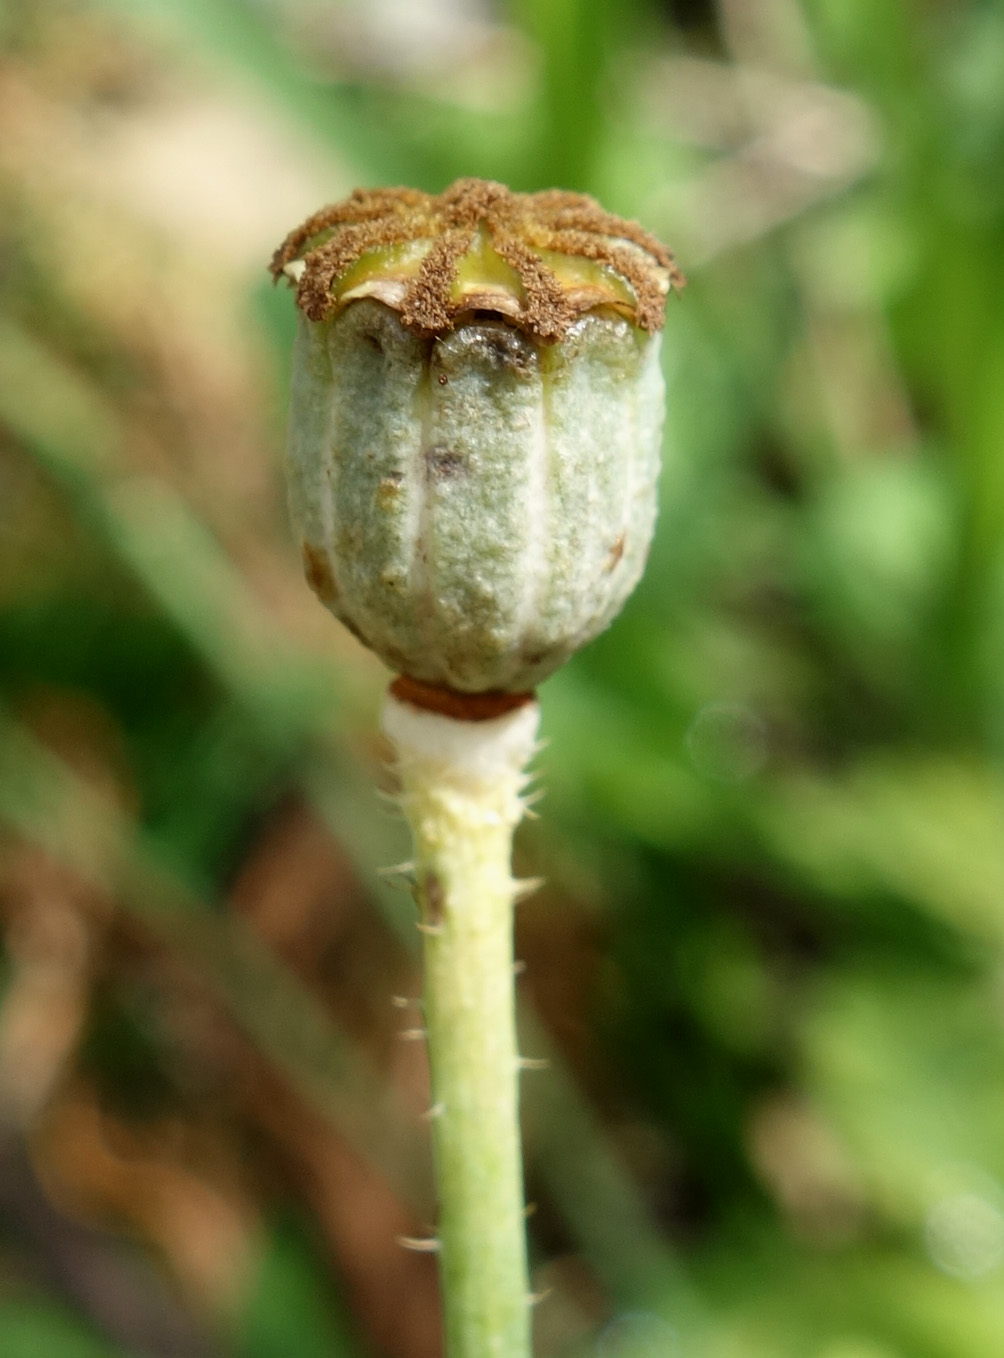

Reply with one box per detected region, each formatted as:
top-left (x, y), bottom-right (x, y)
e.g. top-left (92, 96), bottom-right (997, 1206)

top-left (271, 177), bottom-right (681, 1358)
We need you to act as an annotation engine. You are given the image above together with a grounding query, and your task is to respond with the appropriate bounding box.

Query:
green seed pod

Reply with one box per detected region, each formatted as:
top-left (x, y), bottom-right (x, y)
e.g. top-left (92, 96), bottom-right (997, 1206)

top-left (271, 178), bottom-right (682, 695)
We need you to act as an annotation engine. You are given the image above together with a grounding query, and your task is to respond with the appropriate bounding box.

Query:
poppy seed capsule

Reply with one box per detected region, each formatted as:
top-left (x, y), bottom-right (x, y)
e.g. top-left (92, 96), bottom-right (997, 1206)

top-left (271, 178), bottom-right (683, 694)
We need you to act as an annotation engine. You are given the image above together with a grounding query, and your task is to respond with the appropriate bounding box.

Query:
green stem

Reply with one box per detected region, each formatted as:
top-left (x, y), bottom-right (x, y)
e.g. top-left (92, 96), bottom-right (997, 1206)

top-left (383, 692), bottom-right (538, 1358)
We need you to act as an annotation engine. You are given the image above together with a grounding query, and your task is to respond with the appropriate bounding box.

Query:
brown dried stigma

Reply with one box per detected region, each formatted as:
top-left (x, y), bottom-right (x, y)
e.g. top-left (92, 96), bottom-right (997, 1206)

top-left (270, 178), bottom-right (684, 343)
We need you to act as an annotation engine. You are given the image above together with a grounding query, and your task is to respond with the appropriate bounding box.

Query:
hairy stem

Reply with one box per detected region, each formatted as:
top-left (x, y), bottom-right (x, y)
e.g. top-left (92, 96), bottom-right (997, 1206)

top-left (382, 691), bottom-right (538, 1358)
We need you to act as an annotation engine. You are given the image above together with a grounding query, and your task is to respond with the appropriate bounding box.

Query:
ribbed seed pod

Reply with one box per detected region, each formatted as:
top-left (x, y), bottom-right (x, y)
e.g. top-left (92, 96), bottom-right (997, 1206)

top-left (272, 178), bottom-right (682, 695)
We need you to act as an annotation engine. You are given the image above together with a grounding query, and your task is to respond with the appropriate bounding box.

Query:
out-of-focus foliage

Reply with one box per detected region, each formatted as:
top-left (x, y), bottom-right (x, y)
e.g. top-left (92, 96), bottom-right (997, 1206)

top-left (2, 0), bottom-right (1004, 1354)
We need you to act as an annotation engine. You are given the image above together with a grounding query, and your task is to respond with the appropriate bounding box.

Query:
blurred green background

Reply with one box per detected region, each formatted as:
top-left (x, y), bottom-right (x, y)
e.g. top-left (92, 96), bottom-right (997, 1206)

top-left (3, 0), bottom-right (1004, 1354)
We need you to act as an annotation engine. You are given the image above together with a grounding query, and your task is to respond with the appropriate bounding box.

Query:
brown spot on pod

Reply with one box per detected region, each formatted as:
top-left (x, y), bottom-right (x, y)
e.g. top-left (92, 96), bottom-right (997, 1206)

top-left (377, 472), bottom-right (404, 509)
top-left (477, 326), bottom-right (536, 375)
top-left (425, 445), bottom-right (466, 479)
top-left (301, 542), bottom-right (338, 604)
